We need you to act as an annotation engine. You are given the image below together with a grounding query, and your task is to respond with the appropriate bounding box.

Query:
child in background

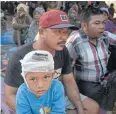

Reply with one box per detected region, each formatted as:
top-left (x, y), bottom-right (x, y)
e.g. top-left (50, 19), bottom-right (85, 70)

top-left (16, 50), bottom-right (65, 114)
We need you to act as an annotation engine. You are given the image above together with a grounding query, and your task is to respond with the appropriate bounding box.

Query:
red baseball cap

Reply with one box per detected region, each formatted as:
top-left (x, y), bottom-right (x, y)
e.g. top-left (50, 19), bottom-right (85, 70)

top-left (39, 10), bottom-right (78, 29)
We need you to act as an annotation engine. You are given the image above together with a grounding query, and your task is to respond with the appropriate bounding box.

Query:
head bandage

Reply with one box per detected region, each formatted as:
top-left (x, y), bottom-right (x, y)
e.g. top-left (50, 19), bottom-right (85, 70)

top-left (20, 50), bottom-right (54, 86)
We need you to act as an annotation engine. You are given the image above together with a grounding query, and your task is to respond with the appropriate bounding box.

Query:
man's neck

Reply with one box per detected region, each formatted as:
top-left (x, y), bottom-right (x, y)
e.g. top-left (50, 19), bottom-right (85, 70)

top-left (33, 40), bottom-right (56, 56)
top-left (89, 37), bottom-right (97, 45)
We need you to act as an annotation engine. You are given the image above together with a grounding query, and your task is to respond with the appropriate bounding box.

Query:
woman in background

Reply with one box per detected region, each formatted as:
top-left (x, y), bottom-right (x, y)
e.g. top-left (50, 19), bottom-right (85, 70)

top-left (12, 3), bottom-right (32, 46)
top-left (25, 7), bottom-right (45, 43)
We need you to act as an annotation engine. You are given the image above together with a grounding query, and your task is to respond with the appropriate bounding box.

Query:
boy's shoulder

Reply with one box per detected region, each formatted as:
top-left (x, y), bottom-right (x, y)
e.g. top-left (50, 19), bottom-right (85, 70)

top-left (18, 83), bottom-right (27, 92)
top-left (17, 83), bottom-right (28, 96)
top-left (51, 79), bottom-right (63, 90)
top-left (52, 79), bottom-right (62, 85)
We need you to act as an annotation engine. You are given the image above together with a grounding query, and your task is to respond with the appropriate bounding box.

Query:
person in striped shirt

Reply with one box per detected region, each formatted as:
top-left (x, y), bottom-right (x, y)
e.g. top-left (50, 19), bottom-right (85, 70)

top-left (66, 7), bottom-right (116, 111)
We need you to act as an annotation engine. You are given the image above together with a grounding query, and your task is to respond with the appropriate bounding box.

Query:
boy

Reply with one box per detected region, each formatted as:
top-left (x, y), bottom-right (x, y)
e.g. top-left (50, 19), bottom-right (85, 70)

top-left (16, 50), bottom-right (65, 114)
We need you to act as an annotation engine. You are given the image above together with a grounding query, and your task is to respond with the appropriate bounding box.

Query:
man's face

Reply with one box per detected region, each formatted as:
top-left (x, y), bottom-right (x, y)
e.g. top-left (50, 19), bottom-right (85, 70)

top-left (83, 14), bottom-right (106, 39)
top-left (26, 72), bottom-right (53, 97)
top-left (40, 28), bottom-right (70, 51)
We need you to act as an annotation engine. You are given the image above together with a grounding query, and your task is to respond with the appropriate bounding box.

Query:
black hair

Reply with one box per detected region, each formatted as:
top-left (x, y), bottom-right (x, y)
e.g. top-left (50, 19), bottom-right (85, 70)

top-left (80, 7), bottom-right (103, 23)
top-left (102, 10), bottom-right (109, 16)
top-left (110, 3), bottom-right (114, 7)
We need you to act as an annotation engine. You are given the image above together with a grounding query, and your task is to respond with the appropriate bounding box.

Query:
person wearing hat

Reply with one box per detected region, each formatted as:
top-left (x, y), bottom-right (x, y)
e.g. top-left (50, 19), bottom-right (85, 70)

top-left (12, 3), bottom-right (32, 46)
top-left (25, 7), bottom-right (45, 43)
top-left (5, 10), bottom-right (99, 114)
top-left (16, 50), bottom-right (65, 114)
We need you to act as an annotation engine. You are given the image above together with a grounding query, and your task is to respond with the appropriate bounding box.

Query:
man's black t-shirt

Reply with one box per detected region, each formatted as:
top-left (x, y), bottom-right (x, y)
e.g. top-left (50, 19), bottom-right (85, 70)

top-left (5, 42), bottom-right (72, 87)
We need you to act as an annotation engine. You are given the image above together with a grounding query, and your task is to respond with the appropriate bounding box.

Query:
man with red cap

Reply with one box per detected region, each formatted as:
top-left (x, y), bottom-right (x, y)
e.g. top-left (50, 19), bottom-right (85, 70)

top-left (5, 10), bottom-right (99, 114)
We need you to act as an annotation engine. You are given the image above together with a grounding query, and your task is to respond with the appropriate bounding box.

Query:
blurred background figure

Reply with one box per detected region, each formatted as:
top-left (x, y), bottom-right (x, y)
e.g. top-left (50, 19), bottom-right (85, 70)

top-left (94, 1), bottom-right (100, 8)
top-left (68, 2), bottom-right (81, 29)
top-left (47, 1), bottom-right (57, 11)
top-left (12, 3), bottom-right (32, 46)
top-left (101, 7), bottom-right (115, 33)
top-left (108, 3), bottom-right (115, 19)
top-left (25, 7), bottom-right (45, 43)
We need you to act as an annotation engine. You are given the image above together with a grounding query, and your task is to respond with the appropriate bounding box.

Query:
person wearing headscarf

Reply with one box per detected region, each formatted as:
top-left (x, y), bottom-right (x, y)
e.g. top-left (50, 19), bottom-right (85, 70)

top-left (68, 3), bottom-right (81, 29)
top-left (12, 3), bottom-right (32, 46)
top-left (101, 7), bottom-right (115, 33)
top-left (25, 7), bottom-right (45, 43)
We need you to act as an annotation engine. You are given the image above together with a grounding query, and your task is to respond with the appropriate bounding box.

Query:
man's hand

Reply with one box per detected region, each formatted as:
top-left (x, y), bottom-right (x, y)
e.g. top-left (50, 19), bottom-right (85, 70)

top-left (5, 84), bottom-right (18, 111)
top-left (62, 73), bottom-right (85, 114)
top-left (76, 102), bottom-right (85, 114)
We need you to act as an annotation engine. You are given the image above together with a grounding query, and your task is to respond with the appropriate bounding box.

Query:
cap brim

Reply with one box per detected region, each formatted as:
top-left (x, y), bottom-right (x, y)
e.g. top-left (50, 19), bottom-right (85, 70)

top-left (48, 24), bottom-right (79, 29)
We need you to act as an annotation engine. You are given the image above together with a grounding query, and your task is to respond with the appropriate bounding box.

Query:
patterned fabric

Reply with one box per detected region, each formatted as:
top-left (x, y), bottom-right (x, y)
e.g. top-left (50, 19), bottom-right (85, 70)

top-left (12, 16), bottom-right (30, 43)
top-left (66, 29), bottom-right (116, 82)
top-left (24, 21), bottom-right (39, 43)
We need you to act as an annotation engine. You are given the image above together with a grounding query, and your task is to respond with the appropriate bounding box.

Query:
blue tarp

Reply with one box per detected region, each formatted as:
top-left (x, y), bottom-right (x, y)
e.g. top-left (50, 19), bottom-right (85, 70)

top-left (1, 31), bottom-right (15, 44)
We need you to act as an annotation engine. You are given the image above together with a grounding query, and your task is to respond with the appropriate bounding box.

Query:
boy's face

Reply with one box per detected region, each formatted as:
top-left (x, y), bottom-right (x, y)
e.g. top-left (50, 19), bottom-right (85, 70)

top-left (26, 72), bottom-right (54, 97)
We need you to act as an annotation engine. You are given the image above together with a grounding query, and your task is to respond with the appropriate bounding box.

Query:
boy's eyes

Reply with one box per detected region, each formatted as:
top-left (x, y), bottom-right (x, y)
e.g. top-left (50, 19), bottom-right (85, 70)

top-left (29, 76), bottom-right (52, 81)
top-left (95, 22), bottom-right (100, 24)
top-left (44, 76), bottom-right (51, 80)
top-left (30, 77), bottom-right (36, 81)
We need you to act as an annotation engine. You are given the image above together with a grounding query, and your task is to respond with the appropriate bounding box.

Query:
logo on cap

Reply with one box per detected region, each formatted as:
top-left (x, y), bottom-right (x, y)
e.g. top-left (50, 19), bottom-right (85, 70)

top-left (60, 15), bottom-right (68, 22)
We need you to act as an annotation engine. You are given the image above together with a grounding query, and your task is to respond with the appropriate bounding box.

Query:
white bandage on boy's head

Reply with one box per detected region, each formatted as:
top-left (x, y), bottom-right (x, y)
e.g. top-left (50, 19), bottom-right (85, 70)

top-left (20, 50), bottom-right (54, 79)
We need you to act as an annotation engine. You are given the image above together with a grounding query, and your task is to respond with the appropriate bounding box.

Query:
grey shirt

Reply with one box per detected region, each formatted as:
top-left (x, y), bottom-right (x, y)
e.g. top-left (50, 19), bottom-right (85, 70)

top-left (5, 42), bottom-right (72, 87)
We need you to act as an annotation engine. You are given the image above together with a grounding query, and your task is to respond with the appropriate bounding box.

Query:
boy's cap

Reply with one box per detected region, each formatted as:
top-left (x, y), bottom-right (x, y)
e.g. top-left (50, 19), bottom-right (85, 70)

top-left (20, 50), bottom-right (54, 77)
top-left (39, 10), bottom-right (78, 29)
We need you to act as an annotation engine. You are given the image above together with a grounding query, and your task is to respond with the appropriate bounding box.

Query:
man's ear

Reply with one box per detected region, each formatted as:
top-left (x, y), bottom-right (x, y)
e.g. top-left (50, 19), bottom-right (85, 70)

top-left (39, 28), bottom-right (44, 38)
top-left (52, 71), bottom-right (55, 77)
top-left (81, 22), bottom-right (88, 34)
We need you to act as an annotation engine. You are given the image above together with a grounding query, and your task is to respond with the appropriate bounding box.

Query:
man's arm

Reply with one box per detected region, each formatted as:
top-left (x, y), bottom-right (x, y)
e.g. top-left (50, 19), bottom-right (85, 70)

top-left (5, 84), bottom-right (18, 111)
top-left (62, 73), bottom-right (85, 114)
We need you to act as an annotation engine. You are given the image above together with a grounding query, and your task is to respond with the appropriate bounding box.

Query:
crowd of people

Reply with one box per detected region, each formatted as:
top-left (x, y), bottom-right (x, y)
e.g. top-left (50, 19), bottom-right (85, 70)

top-left (1, 1), bottom-right (116, 114)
